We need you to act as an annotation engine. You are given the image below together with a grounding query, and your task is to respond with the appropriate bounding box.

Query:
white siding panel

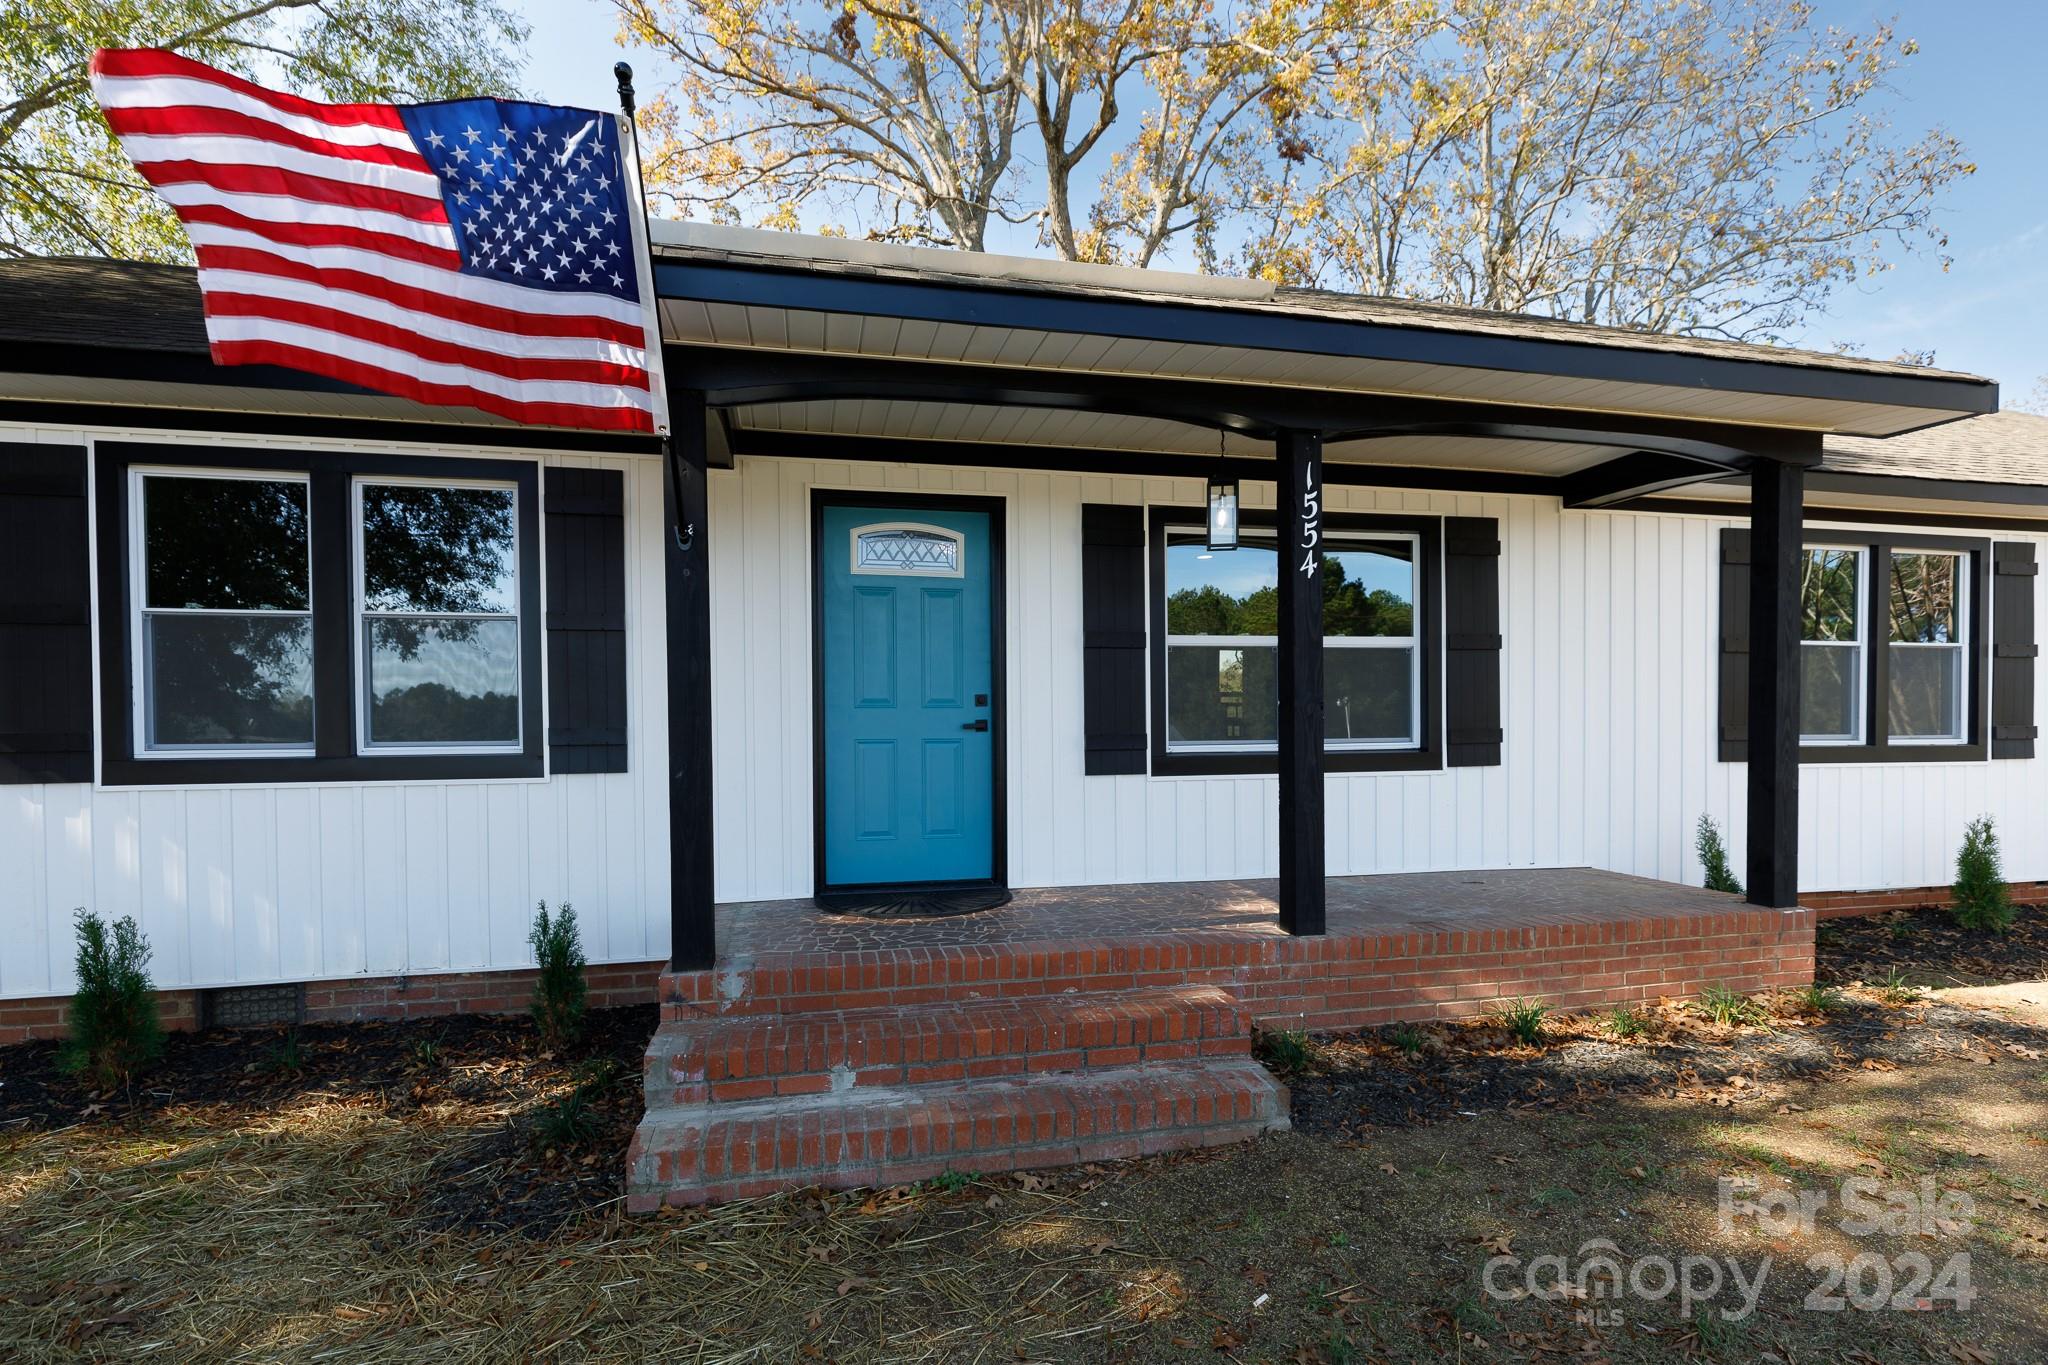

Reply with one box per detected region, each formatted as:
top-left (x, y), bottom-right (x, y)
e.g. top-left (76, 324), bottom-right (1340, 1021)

top-left (318, 787), bottom-right (363, 978)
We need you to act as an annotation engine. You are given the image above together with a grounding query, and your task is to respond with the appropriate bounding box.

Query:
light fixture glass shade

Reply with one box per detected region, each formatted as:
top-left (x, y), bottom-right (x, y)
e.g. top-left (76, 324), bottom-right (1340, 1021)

top-left (1206, 474), bottom-right (1240, 552)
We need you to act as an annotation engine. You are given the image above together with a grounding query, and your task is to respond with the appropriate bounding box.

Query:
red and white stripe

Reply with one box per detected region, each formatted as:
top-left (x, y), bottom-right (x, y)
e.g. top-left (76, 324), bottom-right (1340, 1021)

top-left (91, 49), bottom-right (667, 434)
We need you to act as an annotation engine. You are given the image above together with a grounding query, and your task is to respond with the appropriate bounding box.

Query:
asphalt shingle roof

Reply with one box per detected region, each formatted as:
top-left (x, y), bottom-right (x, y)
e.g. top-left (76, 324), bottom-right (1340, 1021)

top-left (1, 253), bottom-right (2037, 490)
top-left (1821, 409), bottom-right (2048, 487)
top-left (0, 255), bottom-right (205, 352)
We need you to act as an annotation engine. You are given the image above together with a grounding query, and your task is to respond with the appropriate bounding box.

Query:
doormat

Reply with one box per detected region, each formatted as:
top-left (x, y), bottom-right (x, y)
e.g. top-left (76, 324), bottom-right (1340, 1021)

top-left (815, 888), bottom-right (1013, 920)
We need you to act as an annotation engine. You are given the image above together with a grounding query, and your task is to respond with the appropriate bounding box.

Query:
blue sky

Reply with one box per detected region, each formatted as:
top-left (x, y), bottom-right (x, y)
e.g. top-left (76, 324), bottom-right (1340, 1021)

top-left (513, 0), bottom-right (2048, 400)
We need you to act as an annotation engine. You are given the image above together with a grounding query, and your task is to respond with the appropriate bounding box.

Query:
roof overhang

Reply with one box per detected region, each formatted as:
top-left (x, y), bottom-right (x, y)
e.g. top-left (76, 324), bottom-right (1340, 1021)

top-left (653, 222), bottom-right (1996, 445)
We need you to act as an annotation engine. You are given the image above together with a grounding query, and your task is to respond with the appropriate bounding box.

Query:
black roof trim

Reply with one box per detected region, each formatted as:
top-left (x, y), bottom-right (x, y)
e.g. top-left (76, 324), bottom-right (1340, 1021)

top-left (0, 397), bottom-right (663, 456)
top-left (653, 258), bottom-right (1998, 422)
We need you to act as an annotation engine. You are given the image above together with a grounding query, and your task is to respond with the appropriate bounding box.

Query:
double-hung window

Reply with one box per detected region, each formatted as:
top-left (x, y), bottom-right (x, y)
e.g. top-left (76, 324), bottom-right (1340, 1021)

top-left (101, 444), bottom-right (542, 785)
top-left (1886, 550), bottom-right (1968, 744)
top-left (1152, 512), bottom-right (1440, 773)
top-left (357, 481), bottom-right (523, 751)
top-left (135, 469), bottom-right (315, 755)
top-left (1798, 547), bottom-right (1863, 745)
top-left (1790, 533), bottom-right (1984, 758)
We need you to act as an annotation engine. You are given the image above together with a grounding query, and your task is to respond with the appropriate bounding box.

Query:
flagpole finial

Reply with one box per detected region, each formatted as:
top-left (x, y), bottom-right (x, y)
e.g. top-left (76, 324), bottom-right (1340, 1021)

top-left (614, 62), bottom-right (636, 118)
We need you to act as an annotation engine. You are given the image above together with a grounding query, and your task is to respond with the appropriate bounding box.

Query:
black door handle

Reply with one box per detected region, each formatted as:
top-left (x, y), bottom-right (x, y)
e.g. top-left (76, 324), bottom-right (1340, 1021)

top-left (961, 719), bottom-right (988, 731)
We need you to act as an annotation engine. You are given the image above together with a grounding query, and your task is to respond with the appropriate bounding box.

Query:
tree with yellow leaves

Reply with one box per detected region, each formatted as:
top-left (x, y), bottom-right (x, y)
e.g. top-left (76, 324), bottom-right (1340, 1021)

top-left (1242, 0), bottom-right (1972, 341)
top-left (612, 0), bottom-right (1381, 265)
top-left (623, 0), bottom-right (1969, 340)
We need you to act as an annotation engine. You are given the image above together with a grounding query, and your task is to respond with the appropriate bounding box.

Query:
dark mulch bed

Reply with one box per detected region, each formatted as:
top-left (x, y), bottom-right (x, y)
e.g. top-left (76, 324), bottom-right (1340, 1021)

top-left (0, 1003), bottom-right (654, 1237)
top-left (1285, 992), bottom-right (2048, 1140)
top-left (1815, 900), bottom-right (2048, 987)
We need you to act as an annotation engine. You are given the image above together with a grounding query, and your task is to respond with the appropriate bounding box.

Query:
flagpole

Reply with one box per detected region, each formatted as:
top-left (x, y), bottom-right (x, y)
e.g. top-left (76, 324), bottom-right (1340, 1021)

top-left (613, 61), bottom-right (689, 551)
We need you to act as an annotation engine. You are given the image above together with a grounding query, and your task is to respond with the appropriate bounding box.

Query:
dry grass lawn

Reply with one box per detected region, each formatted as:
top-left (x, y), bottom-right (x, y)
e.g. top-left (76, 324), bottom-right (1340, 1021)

top-left (5, 998), bottom-right (2048, 1362)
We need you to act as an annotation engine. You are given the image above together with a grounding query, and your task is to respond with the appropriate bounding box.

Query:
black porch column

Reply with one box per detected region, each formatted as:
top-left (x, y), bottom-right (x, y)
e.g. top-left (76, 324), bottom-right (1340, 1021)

top-left (667, 390), bottom-right (717, 969)
top-left (1276, 429), bottom-right (1326, 934)
top-left (1746, 457), bottom-right (1804, 908)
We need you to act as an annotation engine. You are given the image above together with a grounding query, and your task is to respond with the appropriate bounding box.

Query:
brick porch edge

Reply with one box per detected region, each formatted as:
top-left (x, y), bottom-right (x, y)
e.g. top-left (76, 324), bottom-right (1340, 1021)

top-left (655, 906), bottom-right (1817, 1035)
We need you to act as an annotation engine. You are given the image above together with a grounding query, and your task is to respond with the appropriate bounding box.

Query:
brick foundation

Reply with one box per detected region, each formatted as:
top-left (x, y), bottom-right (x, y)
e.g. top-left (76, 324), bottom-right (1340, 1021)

top-left (0, 959), bottom-right (663, 1046)
top-left (1801, 882), bottom-right (2048, 921)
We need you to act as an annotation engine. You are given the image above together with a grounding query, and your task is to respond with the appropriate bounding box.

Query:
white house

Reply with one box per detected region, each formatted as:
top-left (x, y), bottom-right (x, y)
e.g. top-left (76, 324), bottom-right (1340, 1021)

top-left (0, 224), bottom-right (2036, 1199)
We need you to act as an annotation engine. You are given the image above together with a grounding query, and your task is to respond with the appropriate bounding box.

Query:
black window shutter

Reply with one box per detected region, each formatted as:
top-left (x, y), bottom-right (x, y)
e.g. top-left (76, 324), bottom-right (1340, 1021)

top-left (1993, 541), bottom-right (2038, 759)
top-left (1082, 504), bottom-right (1147, 775)
top-left (1443, 516), bottom-right (1503, 767)
top-left (1718, 528), bottom-right (1751, 763)
top-left (543, 467), bottom-right (628, 774)
top-left (0, 444), bottom-right (93, 784)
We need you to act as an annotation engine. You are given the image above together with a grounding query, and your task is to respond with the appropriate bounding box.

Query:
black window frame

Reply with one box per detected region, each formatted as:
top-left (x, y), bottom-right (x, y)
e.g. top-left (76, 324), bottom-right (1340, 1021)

top-left (96, 441), bottom-right (544, 786)
top-left (1147, 506), bottom-right (1443, 776)
top-left (1795, 531), bottom-right (1990, 765)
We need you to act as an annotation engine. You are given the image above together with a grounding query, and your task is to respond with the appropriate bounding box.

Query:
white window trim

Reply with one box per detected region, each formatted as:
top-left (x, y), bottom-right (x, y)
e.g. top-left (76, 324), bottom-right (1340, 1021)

top-left (351, 474), bottom-right (524, 757)
top-left (1886, 548), bottom-right (1970, 746)
top-left (130, 465), bottom-right (315, 759)
top-left (1798, 543), bottom-right (1867, 747)
top-left (1162, 526), bottom-right (1424, 755)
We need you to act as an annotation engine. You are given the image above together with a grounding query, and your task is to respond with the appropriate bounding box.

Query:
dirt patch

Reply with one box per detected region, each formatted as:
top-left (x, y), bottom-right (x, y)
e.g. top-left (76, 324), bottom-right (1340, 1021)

top-left (1817, 900), bottom-right (2048, 988)
top-left (1287, 990), bottom-right (2048, 1140)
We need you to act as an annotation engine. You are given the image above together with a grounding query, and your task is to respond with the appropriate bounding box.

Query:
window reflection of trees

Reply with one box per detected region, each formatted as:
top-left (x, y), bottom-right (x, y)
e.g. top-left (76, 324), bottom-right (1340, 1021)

top-left (360, 485), bottom-right (520, 745)
top-left (1164, 541), bottom-right (1416, 747)
top-left (143, 477), bottom-right (313, 748)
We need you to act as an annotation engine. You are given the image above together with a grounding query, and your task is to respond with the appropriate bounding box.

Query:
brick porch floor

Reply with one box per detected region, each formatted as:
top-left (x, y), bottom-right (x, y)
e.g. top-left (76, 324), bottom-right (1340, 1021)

top-left (709, 867), bottom-right (1752, 955)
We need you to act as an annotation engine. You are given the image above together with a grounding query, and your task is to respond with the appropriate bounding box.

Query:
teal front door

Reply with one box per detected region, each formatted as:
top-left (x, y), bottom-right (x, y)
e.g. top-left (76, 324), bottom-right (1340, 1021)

top-left (819, 502), bottom-right (998, 889)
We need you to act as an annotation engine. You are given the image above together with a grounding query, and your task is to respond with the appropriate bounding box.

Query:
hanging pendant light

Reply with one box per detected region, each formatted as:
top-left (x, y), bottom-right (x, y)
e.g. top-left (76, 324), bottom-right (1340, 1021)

top-left (1206, 429), bottom-right (1239, 552)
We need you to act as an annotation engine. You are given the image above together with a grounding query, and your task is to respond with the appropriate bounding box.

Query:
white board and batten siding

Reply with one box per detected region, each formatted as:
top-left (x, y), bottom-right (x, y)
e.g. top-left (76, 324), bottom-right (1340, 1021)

top-left (708, 456), bottom-right (2048, 906)
top-left (0, 420), bottom-right (672, 1001)
top-left (6, 439), bottom-right (2047, 1000)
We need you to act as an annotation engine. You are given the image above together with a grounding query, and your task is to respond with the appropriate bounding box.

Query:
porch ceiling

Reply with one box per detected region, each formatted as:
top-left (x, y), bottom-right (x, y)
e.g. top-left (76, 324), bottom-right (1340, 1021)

top-left (729, 397), bottom-right (1621, 479)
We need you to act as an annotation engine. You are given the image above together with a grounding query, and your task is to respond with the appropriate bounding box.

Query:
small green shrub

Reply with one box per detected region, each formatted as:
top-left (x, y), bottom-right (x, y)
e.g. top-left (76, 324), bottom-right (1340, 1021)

top-left (923, 1169), bottom-right (973, 1194)
top-left (1952, 816), bottom-right (2015, 932)
top-left (1388, 1022), bottom-right (1428, 1057)
top-left (1695, 814), bottom-right (1743, 895)
top-left (1698, 984), bottom-right (1766, 1027)
top-left (1791, 983), bottom-right (1845, 1015)
top-left (528, 901), bottom-right (588, 1051)
top-left (1606, 1005), bottom-right (1646, 1039)
top-left (1253, 1028), bottom-right (1319, 1076)
top-left (1492, 997), bottom-right (1549, 1046)
top-left (406, 1036), bottom-right (443, 1071)
top-left (531, 1086), bottom-right (602, 1153)
top-left (1878, 968), bottom-right (1922, 1004)
top-left (60, 910), bottom-right (163, 1091)
top-left (261, 1028), bottom-right (307, 1076)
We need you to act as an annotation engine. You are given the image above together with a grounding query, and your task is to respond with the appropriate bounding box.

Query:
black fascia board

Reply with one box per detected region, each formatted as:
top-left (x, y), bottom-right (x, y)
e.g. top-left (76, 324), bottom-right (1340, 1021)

top-left (653, 257), bottom-right (1998, 421)
top-left (673, 344), bottom-right (1827, 461)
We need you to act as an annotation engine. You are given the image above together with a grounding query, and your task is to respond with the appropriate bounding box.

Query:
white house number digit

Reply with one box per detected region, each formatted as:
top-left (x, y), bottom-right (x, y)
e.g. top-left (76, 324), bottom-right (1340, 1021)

top-left (1298, 467), bottom-right (1321, 577)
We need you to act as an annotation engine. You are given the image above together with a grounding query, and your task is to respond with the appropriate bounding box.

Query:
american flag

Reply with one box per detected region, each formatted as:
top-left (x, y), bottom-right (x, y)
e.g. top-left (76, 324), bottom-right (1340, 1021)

top-left (90, 48), bottom-right (669, 434)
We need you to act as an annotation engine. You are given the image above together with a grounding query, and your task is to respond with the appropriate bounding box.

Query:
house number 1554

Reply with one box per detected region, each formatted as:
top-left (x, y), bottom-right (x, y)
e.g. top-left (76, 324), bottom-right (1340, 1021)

top-left (1297, 465), bottom-right (1321, 577)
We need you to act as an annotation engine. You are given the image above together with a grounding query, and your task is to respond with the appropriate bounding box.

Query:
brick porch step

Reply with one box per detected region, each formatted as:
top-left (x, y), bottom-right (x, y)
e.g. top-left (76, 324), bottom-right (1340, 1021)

top-left (664, 935), bottom-right (1273, 1018)
top-left (626, 1058), bottom-right (1289, 1208)
top-left (645, 984), bottom-right (1251, 1105)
